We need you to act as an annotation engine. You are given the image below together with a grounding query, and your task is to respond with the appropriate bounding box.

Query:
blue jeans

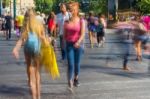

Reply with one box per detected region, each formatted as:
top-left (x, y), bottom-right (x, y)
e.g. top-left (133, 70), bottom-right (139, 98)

top-left (60, 35), bottom-right (66, 60)
top-left (123, 40), bottom-right (133, 67)
top-left (66, 42), bottom-right (84, 81)
top-left (136, 35), bottom-right (149, 45)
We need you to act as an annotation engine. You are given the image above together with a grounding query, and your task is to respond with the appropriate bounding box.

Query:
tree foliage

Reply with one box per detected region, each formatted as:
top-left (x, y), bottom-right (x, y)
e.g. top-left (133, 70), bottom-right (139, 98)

top-left (136, 0), bottom-right (150, 14)
top-left (34, 0), bottom-right (107, 15)
top-left (34, 0), bottom-right (54, 14)
top-left (3, 0), bottom-right (10, 8)
top-left (89, 0), bottom-right (107, 15)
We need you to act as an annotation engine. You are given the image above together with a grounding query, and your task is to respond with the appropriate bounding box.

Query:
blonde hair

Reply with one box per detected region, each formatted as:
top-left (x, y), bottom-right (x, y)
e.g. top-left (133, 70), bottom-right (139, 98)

top-left (68, 1), bottom-right (79, 9)
top-left (21, 8), bottom-right (44, 40)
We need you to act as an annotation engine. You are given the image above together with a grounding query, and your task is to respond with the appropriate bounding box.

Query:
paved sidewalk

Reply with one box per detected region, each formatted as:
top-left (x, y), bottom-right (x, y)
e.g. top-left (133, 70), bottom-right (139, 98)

top-left (0, 30), bottom-right (150, 99)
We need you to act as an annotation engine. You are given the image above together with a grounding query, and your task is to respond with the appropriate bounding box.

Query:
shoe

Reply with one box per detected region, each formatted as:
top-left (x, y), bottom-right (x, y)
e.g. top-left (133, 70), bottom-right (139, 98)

top-left (74, 79), bottom-right (80, 87)
top-left (123, 66), bottom-right (130, 71)
top-left (136, 56), bottom-right (142, 62)
top-left (67, 87), bottom-right (74, 94)
top-left (97, 43), bottom-right (101, 48)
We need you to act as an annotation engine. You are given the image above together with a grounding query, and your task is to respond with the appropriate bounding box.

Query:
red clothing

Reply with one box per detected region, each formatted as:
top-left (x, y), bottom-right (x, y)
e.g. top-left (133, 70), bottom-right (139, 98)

top-left (48, 18), bottom-right (55, 30)
top-left (64, 19), bottom-right (83, 42)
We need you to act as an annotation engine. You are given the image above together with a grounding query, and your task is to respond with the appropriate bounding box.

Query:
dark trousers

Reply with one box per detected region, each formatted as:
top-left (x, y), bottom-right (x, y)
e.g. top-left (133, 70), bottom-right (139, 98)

top-left (6, 27), bottom-right (11, 39)
top-left (123, 40), bottom-right (132, 67)
top-left (59, 35), bottom-right (66, 60)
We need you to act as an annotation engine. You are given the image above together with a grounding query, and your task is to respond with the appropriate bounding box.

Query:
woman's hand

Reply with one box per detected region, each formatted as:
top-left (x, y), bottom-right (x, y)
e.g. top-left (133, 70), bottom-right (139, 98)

top-left (12, 48), bottom-right (19, 59)
top-left (74, 42), bottom-right (80, 48)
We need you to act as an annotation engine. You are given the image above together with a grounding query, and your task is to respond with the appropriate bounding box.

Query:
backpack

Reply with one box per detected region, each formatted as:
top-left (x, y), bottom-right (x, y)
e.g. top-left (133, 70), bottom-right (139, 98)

top-left (24, 32), bottom-right (41, 55)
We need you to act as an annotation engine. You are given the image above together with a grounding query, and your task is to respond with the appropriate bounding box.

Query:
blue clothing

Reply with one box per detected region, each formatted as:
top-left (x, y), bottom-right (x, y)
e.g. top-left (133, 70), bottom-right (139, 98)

top-left (135, 34), bottom-right (149, 45)
top-left (88, 17), bottom-right (98, 32)
top-left (24, 32), bottom-right (41, 56)
top-left (66, 42), bottom-right (84, 80)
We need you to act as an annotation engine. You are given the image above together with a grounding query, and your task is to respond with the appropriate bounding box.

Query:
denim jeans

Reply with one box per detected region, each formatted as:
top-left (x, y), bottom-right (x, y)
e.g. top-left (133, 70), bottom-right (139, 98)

top-left (66, 42), bottom-right (84, 81)
top-left (122, 29), bottom-right (133, 66)
top-left (136, 34), bottom-right (149, 45)
top-left (123, 40), bottom-right (133, 66)
top-left (60, 35), bottom-right (66, 60)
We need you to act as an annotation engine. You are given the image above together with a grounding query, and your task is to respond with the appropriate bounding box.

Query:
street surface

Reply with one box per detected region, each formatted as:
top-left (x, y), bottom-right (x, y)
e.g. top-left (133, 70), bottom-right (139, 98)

top-left (0, 29), bottom-right (150, 99)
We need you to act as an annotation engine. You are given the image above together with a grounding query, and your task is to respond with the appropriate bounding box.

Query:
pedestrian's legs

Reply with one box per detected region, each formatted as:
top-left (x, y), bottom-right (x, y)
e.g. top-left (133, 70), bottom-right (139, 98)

top-left (18, 26), bottom-right (22, 36)
top-left (97, 33), bottom-right (100, 44)
top-left (66, 42), bottom-right (74, 89)
top-left (3, 30), bottom-right (6, 37)
top-left (134, 40), bottom-right (142, 61)
top-left (89, 31), bottom-right (93, 48)
top-left (123, 42), bottom-right (131, 70)
top-left (60, 35), bottom-right (66, 60)
top-left (74, 47), bottom-right (83, 84)
top-left (33, 56), bottom-right (41, 99)
top-left (123, 50), bottom-right (129, 70)
top-left (8, 27), bottom-right (11, 39)
top-left (6, 29), bottom-right (8, 40)
top-left (137, 41), bottom-right (142, 61)
top-left (24, 54), bottom-right (36, 99)
top-left (92, 32), bottom-right (97, 45)
top-left (102, 36), bottom-right (105, 47)
top-left (24, 53), bottom-right (31, 86)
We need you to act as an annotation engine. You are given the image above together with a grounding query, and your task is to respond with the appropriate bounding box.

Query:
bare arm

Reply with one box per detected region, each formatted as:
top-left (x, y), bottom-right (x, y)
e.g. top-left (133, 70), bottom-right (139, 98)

top-left (12, 34), bottom-right (25, 59)
top-left (101, 18), bottom-right (106, 28)
top-left (76, 19), bottom-right (85, 44)
top-left (62, 22), bottom-right (67, 47)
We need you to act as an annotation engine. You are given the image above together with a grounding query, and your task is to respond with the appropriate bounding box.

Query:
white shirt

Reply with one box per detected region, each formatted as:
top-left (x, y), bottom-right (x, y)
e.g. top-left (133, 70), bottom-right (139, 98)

top-left (36, 15), bottom-right (45, 25)
top-left (56, 12), bottom-right (70, 35)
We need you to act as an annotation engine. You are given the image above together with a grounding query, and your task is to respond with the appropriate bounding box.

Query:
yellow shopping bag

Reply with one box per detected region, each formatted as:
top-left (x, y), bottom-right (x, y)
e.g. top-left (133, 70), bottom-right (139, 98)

top-left (40, 42), bottom-right (60, 79)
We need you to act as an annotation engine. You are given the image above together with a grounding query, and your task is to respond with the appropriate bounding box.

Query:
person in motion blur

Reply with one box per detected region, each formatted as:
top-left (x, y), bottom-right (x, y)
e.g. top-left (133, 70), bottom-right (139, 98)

top-left (12, 8), bottom-right (49, 99)
top-left (64, 1), bottom-right (85, 92)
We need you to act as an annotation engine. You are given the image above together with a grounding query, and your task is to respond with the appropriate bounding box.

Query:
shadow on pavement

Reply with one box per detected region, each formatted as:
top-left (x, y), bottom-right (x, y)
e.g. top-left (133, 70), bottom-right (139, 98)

top-left (81, 65), bottom-right (150, 79)
top-left (0, 84), bottom-right (29, 96)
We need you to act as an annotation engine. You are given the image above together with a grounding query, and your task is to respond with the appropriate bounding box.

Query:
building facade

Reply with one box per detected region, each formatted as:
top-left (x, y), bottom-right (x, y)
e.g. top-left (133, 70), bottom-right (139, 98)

top-left (16, 0), bottom-right (35, 11)
top-left (1, 0), bottom-right (34, 17)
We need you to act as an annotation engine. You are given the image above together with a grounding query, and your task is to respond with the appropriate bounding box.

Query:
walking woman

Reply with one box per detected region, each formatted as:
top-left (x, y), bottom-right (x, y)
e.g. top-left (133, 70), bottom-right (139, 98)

top-left (47, 11), bottom-right (56, 37)
top-left (47, 11), bottom-right (56, 47)
top-left (133, 21), bottom-right (149, 61)
top-left (97, 13), bottom-right (107, 47)
top-left (88, 11), bottom-right (97, 48)
top-left (64, 1), bottom-right (85, 92)
top-left (12, 8), bottom-right (48, 99)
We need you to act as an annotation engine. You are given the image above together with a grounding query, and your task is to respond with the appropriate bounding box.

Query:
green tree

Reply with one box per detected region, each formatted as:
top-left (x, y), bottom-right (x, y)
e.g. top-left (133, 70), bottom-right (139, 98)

top-left (89, 0), bottom-right (107, 15)
top-left (3, 0), bottom-right (10, 8)
top-left (52, 0), bottom-right (82, 13)
top-left (136, 0), bottom-right (150, 14)
top-left (34, 0), bottom-right (54, 14)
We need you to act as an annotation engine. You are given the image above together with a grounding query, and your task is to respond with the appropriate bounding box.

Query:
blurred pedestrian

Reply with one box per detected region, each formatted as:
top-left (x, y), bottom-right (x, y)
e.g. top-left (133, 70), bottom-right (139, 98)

top-left (87, 11), bottom-right (97, 48)
top-left (96, 13), bottom-right (107, 47)
top-left (5, 12), bottom-right (12, 40)
top-left (64, 1), bottom-right (85, 92)
top-left (132, 17), bottom-right (149, 61)
top-left (47, 11), bottom-right (56, 37)
top-left (12, 8), bottom-right (48, 99)
top-left (56, 3), bottom-right (70, 60)
top-left (16, 12), bottom-right (24, 37)
top-left (1, 14), bottom-right (6, 37)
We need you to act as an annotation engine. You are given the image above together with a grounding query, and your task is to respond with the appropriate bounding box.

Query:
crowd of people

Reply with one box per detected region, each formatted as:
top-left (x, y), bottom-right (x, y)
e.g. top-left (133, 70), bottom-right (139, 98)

top-left (0, 1), bottom-right (150, 99)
